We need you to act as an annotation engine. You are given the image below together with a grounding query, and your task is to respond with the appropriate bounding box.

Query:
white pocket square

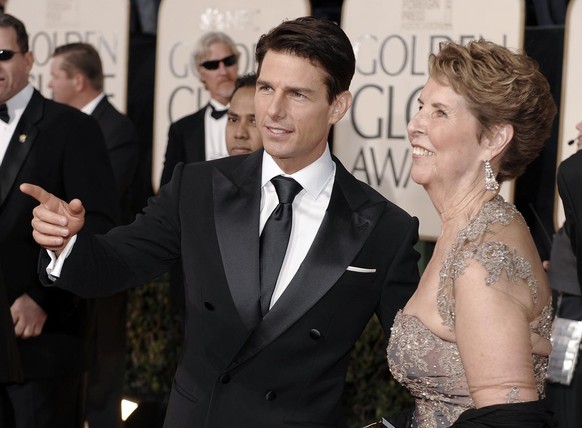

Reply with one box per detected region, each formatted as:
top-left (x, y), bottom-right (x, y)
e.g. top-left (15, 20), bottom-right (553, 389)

top-left (346, 266), bottom-right (376, 273)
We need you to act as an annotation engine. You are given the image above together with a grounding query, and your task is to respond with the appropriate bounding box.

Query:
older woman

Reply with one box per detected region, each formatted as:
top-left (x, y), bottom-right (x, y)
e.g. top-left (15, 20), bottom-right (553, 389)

top-left (386, 40), bottom-right (557, 427)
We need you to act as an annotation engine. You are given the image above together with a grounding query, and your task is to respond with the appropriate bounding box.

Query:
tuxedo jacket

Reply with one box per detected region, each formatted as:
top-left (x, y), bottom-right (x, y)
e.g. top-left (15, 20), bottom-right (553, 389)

top-left (0, 269), bottom-right (21, 383)
top-left (91, 96), bottom-right (139, 224)
top-left (0, 89), bottom-right (119, 379)
top-left (160, 106), bottom-right (207, 186)
top-left (48, 149), bottom-right (420, 427)
top-left (557, 149), bottom-right (582, 292)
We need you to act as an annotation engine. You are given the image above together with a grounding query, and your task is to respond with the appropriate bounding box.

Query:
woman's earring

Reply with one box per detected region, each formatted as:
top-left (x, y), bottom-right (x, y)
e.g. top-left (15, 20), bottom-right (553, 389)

top-left (484, 160), bottom-right (499, 191)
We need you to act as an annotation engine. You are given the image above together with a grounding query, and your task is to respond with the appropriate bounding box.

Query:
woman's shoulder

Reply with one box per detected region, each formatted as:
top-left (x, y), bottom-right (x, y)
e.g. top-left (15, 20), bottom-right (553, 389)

top-left (438, 195), bottom-right (550, 325)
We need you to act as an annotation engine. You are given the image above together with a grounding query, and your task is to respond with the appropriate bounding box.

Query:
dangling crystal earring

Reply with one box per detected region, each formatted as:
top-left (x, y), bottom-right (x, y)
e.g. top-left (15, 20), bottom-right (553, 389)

top-left (484, 160), bottom-right (499, 191)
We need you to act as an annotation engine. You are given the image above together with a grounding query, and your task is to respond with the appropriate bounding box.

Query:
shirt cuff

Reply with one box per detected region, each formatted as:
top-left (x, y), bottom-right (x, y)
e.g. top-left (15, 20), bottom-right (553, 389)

top-left (46, 235), bottom-right (78, 281)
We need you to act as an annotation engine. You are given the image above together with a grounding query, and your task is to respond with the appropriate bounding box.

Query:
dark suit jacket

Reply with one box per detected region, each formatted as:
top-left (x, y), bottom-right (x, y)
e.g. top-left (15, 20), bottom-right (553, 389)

top-left (0, 89), bottom-right (119, 379)
top-left (159, 106), bottom-right (207, 186)
top-left (557, 149), bottom-right (582, 292)
top-left (0, 270), bottom-right (22, 383)
top-left (91, 96), bottom-right (139, 224)
top-left (46, 149), bottom-right (420, 427)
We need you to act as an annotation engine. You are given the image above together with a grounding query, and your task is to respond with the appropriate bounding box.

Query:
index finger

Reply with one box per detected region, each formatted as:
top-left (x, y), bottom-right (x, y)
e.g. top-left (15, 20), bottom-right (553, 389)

top-left (20, 183), bottom-right (53, 205)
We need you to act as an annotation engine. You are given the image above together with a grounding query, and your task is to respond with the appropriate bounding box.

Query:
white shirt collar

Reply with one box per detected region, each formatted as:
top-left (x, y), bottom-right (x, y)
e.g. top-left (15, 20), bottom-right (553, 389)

top-left (261, 145), bottom-right (335, 199)
top-left (81, 93), bottom-right (106, 115)
top-left (208, 98), bottom-right (228, 111)
top-left (5, 83), bottom-right (34, 122)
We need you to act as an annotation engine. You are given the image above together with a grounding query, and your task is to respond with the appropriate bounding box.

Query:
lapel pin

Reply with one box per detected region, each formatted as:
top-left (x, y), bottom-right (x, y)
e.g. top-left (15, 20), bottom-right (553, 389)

top-left (19, 134), bottom-right (27, 143)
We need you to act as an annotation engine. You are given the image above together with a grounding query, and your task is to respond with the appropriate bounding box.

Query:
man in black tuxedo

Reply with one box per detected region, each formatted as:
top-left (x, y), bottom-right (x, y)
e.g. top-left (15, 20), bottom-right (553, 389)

top-left (160, 31), bottom-right (241, 323)
top-left (0, 269), bottom-right (22, 425)
top-left (22, 16), bottom-right (420, 428)
top-left (558, 128), bottom-right (582, 292)
top-left (49, 42), bottom-right (139, 225)
top-left (0, 14), bottom-right (119, 428)
top-left (48, 42), bottom-right (139, 428)
top-left (160, 30), bottom-right (240, 185)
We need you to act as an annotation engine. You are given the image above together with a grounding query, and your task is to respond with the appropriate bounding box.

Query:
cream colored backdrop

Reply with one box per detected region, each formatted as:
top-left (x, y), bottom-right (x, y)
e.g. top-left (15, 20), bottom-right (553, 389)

top-left (556, 0), bottom-right (582, 228)
top-left (6, 0), bottom-right (130, 113)
top-left (337, 0), bottom-right (524, 240)
top-left (152, 0), bottom-right (310, 191)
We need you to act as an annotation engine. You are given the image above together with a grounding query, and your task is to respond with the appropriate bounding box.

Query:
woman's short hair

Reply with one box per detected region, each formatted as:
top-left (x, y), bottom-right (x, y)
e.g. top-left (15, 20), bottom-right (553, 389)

top-left (429, 39), bottom-right (557, 183)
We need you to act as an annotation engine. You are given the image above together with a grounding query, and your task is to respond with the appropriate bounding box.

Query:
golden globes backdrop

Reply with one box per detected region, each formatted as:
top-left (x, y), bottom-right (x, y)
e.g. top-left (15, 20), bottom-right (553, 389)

top-left (152, 0), bottom-right (310, 191)
top-left (556, 0), bottom-right (582, 228)
top-left (6, 0), bottom-right (130, 113)
top-left (337, 0), bottom-right (524, 240)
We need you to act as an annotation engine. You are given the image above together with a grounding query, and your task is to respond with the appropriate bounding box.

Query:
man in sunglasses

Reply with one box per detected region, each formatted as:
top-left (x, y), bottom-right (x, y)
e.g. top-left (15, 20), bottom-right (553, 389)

top-left (159, 31), bottom-right (240, 326)
top-left (159, 31), bottom-right (240, 186)
top-left (0, 14), bottom-right (119, 428)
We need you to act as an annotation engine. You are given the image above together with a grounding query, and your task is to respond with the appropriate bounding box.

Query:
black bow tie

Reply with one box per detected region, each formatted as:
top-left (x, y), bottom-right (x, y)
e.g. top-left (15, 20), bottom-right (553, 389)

top-left (0, 104), bottom-right (9, 123)
top-left (210, 105), bottom-right (228, 120)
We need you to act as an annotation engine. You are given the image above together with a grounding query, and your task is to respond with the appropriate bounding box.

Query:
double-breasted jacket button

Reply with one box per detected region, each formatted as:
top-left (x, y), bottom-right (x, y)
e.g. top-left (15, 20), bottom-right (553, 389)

top-left (218, 374), bottom-right (231, 384)
top-left (204, 301), bottom-right (215, 311)
top-left (265, 390), bottom-right (277, 401)
top-left (309, 328), bottom-right (322, 340)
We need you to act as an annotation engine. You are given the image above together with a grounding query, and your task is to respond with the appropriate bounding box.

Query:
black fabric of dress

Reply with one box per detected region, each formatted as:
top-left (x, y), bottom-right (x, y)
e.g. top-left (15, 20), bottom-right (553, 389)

top-left (451, 399), bottom-right (555, 427)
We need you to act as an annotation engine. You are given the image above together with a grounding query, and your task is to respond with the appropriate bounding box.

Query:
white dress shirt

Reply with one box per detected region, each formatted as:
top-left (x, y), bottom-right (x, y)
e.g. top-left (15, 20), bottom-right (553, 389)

top-left (80, 92), bottom-right (105, 115)
top-left (204, 99), bottom-right (229, 160)
top-left (0, 84), bottom-right (34, 165)
top-left (260, 146), bottom-right (335, 309)
top-left (47, 145), bottom-right (337, 303)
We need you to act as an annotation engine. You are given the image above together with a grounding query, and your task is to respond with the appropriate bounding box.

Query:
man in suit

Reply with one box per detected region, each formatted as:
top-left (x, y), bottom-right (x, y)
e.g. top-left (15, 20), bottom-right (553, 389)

top-left (49, 42), bottom-right (139, 224)
top-left (558, 121), bottom-right (582, 293)
top-left (160, 31), bottom-right (240, 321)
top-left (546, 122), bottom-right (582, 427)
top-left (160, 30), bottom-right (240, 185)
top-left (48, 42), bottom-right (139, 428)
top-left (22, 16), bottom-right (420, 428)
top-left (0, 14), bottom-right (119, 428)
top-left (0, 269), bottom-right (22, 426)
top-left (225, 72), bottom-right (262, 156)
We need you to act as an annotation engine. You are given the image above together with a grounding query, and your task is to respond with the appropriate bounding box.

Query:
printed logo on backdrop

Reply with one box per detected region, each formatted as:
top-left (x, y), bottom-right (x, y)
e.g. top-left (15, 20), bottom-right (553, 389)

top-left (6, 0), bottom-right (129, 112)
top-left (401, 0), bottom-right (453, 30)
top-left (337, 0), bottom-right (523, 240)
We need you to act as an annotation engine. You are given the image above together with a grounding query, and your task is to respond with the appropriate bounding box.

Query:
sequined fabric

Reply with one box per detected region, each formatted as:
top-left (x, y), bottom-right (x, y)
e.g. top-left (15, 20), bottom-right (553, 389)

top-left (387, 196), bottom-right (553, 427)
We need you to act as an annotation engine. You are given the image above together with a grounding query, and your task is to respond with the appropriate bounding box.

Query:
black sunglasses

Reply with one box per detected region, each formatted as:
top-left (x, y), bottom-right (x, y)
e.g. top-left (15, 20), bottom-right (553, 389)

top-left (199, 54), bottom-right (237, 70)
top-left (0, 50), bottom-right (23, 61)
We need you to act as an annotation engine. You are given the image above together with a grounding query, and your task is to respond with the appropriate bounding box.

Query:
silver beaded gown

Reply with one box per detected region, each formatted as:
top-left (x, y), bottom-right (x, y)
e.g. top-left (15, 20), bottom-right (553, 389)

top-left (386, 196), bottom-right (553, 428)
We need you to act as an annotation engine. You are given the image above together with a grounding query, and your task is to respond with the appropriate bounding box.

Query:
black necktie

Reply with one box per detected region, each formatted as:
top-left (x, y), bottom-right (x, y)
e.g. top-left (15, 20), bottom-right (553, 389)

top-left (210, 104), bottom-right (228, 120)
top-left (260, 176), bottom-right (303, 315)
top-left (0, 104), bottom-right (9, 123)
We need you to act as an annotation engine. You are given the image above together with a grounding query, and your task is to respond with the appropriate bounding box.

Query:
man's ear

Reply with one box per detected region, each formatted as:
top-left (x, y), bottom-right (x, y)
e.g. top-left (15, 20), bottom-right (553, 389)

top-left (329, 91), bottom-right (353, 125)
top-left (72, 73), bottom-right (85, 92)
top-left (486, 123), bottom-right (513, 159)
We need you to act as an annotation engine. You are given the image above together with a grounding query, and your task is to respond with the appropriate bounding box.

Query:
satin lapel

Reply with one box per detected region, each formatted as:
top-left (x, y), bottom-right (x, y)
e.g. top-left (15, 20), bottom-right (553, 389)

top-left (229, 159), bottom-right (385, 367)
top-left (191, 108), bottom-right (206, 162)
top-left (213, 150), bottom-right (263, 330)
top-left (0, 91), bottom-right (42, 207)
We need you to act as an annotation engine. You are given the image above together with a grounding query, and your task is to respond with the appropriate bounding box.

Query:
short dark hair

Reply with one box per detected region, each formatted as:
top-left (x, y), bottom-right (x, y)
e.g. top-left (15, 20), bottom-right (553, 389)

top-left (232, 72), bottom-right (257, 97)
top-left (255, 16), bottom-right (355, 104)
top-left (53, 43), bottom-right (104, 91)
top-left (0, 14), bottom-right (29, 52)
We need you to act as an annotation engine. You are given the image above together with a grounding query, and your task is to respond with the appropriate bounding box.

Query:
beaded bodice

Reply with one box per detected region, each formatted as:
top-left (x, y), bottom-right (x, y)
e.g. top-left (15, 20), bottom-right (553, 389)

top-left (387, 196), bottom-right (553, 428)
